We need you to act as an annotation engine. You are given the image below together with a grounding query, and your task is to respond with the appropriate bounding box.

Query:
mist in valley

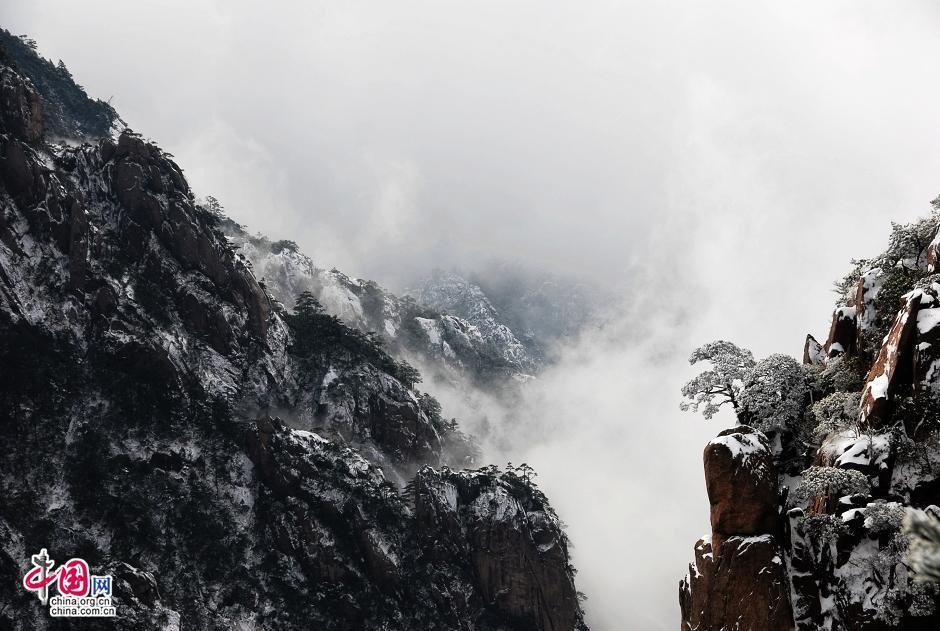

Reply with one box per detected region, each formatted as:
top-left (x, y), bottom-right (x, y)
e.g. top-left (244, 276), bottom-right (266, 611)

top-left (8, 1), bottom-right (940, 626)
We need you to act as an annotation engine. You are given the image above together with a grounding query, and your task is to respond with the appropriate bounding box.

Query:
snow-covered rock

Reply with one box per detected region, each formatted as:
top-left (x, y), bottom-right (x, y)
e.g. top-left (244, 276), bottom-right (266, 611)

top-left (409, 269), bottom-right (537, 374)
top-left (705, 426), bottom-right (780, 542)
top-left (222, 223), bottom-right (536, 384)
top-left (0, 52), bottom-right (585, 631)
top-left (680, 534), bottom-right (792, 631)
top-left (412, 466), bottom-right (584, 631)
top-left (685, 219), bottom-right (940, 630)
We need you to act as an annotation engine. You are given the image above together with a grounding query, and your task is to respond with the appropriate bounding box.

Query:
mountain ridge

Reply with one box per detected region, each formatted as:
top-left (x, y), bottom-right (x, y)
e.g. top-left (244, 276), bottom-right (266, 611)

top-left (0, 33), bottom-right (588, 630)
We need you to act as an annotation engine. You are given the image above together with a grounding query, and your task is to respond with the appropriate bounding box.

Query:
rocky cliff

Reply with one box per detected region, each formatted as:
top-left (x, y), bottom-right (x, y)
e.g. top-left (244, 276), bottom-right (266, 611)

top-left (0, 38), bottom-right (586, 630)
top-left (680, 210), bottom-right (940, 629)
top-left (0, 29), bottom-right (119, 140)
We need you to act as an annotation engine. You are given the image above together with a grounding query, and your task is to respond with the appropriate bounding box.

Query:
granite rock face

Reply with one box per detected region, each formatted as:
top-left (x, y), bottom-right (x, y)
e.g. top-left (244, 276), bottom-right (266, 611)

top-left (680, 427), bottom-right (793, 631)
top-left (682, 218), bottom-right (940, 629)
top-left (704, 427), bottom-right (780, 542)
top-left (680, 535), bottom-right (792, 631)
top-left (0, 53), bottom-right (586, 631)
top-left (0, 64), bottom-right (42, 142)
top-left (414, 467), bottom-right (584, 631)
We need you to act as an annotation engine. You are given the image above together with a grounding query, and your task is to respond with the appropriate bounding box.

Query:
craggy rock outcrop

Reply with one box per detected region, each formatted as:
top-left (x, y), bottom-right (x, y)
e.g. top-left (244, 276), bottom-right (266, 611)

top-left (915, 303), bottom-right (940, 391)
top-left (0, 64), bottom-right (42, 142)
top-left (680, 427), bottom-right (793, 630)
top-left (803, 334), bottom-right (825, 365)
top-left (224, 220), bottom-right (542, 386)
top-left (0, 29), bottom-right (119, 139)
top-left (413, 467), bottom-right (585, 631)
top-left (108, 129), bottom-right (272, 339)
top-left (854, 267), bottom-right (883, 351)
top-left (811, 267), bottom-right (884, 364)
top-left (684, 220), bottom-right (940, 630)
top-left (680, 535), bottom-right (792, 631)
top-left (0, 55), bottom-right (585, 631)
top-left (242, 418), bottom-right (586, 630)
top-left (317, 367), bottom-right (447, 465)
top-left (859, 289), bottom-right (933, 430)
top-left (824, 305), bottom-right (858, 358)
top-left (704, 427), bottom-right (779, 543)
top-left (796, 269), bottom-right (940, 434)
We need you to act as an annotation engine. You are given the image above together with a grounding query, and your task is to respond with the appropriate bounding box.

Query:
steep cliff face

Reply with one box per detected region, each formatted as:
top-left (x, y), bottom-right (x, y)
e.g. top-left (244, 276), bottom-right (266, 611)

top-left (680, 211), bottom-right (940, 629)
top-left (0, 44), bottom-right (586, 630)
top-left (0, 29), bottom-right (119, 140)
top-left (679, 427), bottom-right (793, 630)
top-left (412, 466), bottom-right (583, 631)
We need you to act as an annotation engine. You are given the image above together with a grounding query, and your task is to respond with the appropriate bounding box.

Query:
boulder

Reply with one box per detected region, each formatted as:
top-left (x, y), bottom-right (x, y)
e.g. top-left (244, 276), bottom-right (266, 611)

top-left (681, 427), bottom-right (793, 630)
top-left (704, 426), bottom-right (779, 544)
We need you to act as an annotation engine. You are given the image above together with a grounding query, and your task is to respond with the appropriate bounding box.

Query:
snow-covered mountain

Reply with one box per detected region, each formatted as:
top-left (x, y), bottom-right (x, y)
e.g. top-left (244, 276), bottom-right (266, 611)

top-left (466, 263), bottom-right (611, 356)
top-left (0, 33), bottom-right (587, 630)
top-left (409, 270), bottom-right (537, 373)
top-left (222, 222), bottom-right (538, 386)
top-left (218, 219), bottom-right (612, 405)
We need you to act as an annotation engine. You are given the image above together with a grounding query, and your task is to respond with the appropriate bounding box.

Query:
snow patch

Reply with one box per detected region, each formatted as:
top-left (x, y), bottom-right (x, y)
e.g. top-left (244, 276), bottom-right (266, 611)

top-left (709, 430), bottom-right (767, 464)
top-left (321, 366), bottom-right (339, 388)
top-left (868, 374), bottom-right (889, 401)
top-left (917, 307), bottom-right (940, 335)
top-left (415, 317), bottom-right (442, 346)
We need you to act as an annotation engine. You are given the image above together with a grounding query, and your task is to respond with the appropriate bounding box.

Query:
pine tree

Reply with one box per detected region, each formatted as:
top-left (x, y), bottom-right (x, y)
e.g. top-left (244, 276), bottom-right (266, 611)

top-left (906, 510), bottom-right (940, 582)
top-left (680, 340), bottom-right (755, 420)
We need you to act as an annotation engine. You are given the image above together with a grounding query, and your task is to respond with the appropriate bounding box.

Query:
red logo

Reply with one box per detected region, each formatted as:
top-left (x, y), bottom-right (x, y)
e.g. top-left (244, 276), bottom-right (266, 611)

top-left (22, 548), bottom-right (114, 618)
top-left (57, 559), bottom-right (90, 596)
top-left (23, 550), bottom-right (98, 603)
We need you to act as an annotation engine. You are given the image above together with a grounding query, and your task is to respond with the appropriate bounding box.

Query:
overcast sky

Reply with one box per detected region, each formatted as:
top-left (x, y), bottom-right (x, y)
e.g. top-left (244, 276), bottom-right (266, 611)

top-left (6, 1), bottom-right (940, 627)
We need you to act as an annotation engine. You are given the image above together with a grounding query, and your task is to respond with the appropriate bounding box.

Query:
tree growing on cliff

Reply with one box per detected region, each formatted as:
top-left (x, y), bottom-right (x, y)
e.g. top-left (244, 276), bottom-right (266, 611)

top-left (810, 391), bottom-right (861, 438)
top-left (906, 509), bottom-right (940, 582)
top-left (679, 340), bottom-right (755, 420)
top-left (287, 291), bottom-right (422, 387)
top-left (795, 466), bottom-right (869, 503)
top-left (863, 500), bottom-right (906, 535)
top-left (883, 207), bottom-right (940, 270)
top-left (195, 195), bottom-right (225, 228)
top-left (738, 353), bottom-right (809, 434)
